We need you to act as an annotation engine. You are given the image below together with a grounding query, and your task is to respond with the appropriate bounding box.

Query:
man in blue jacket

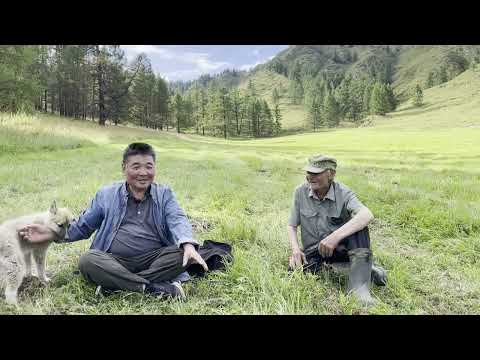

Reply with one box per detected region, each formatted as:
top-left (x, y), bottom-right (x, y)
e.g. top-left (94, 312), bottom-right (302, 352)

top-left (19, 142), bottom-right (209, 299)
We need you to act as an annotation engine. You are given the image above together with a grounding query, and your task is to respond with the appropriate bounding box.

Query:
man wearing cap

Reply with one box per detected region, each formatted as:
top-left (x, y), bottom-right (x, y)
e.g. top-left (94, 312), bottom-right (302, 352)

top-left (287, 155), bottom-right (386, 306)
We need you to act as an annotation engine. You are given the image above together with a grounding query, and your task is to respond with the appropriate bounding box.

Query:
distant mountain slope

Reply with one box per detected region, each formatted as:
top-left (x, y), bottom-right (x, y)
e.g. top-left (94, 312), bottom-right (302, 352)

top-left (176, 45), bottom-right (480, 131)
top-left (372, 67), bottom-right (480, 129)
top-left (241, 45), bottom-right (480, 130)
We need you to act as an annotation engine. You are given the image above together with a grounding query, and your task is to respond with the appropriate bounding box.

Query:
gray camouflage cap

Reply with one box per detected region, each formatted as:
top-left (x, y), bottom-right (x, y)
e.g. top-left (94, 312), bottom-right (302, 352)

top-left (303, 155), bottom-right (337, 173)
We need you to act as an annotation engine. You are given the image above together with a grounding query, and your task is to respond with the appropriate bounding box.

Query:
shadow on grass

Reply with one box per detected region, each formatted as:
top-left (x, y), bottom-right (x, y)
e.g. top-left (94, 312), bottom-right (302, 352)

top-left (389, 102), bottom-right (454, 118)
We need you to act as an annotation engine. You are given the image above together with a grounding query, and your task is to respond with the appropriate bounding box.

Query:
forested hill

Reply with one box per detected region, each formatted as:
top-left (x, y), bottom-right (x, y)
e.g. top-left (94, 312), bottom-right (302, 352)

top-left (178, 45), bottom-right (480, 131)
top-left (257, 45), bottom-right (480, 100)
top-left (175, 46), bottom-right (480, 98)
top-left (2, 45), bottom-right (480, 139)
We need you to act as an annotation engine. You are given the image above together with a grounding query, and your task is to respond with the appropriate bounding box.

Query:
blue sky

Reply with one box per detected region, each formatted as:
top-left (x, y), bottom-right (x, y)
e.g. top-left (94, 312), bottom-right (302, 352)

top-left (121, 45), bottom-right (288, 82)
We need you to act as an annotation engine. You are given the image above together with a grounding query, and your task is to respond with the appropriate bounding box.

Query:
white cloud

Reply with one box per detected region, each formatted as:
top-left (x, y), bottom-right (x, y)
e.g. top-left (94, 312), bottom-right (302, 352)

top-left (121, 45), bottom-right (231, 80)
top-left (122, 45), bottom-right (174, 62)
top-left (164, 69), bottom-right (204, 82)
top-left (239, 55), bottom-right (275, 71)
top-left (253, 49), bottom-right (260, 56)
top-left (181, 51), bottom-right (230, 72)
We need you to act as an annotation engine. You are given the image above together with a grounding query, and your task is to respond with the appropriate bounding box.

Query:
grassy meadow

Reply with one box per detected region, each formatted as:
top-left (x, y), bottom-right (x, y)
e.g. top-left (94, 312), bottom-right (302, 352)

top-left (1, 74), bottom-right (480, 314)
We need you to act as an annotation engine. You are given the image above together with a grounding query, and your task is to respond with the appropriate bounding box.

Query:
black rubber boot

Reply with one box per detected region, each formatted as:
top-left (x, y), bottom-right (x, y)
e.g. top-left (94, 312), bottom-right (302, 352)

top-left (347, 248), bottom-right (376, 306)
top-left (371, 264), bottom-right (387, 286)
top-left (329, 262), bottom-right (387, 286)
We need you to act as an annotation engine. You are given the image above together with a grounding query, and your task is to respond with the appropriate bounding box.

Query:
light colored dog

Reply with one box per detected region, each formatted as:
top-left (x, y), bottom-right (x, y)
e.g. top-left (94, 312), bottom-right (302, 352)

top-left (0, 201), bottom-right (73, 305)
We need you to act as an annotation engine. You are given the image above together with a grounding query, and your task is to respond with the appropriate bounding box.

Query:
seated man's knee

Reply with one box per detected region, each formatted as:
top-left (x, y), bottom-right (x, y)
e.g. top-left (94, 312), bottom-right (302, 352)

top-left (78, 250), bottom-right (104, 275)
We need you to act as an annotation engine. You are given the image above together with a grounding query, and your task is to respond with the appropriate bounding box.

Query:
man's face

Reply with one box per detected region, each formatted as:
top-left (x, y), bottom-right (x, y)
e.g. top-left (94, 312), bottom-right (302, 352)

top-left (306, 169), bottom-right (335, 192)
top-left (123, 154), bottom-right (155, 192)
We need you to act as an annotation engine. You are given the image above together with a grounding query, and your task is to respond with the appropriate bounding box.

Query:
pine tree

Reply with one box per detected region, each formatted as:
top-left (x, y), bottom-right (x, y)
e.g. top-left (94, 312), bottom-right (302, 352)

top-left (413, 83), bottom-right (423, 107)
top-left (272, 87), bottom-right (280, 106)
top-left (155, 76), bottom-right (169, 130)
top-left (425, 71), bottom-right (435, 88)
top-left (205, 84), bottom-right (222, 136)
top-left (260, 100), bottom-right (274, 136)
top-left (369, 82), bottom-right (390, 116)
top-left (288, 62), bottom-right (304, 104)
top-left (438, 66), bottom-right (448, 84)
top-left (348, 79), bottom-right (365, 122)
top-left (336, 76), bottom-right (352, 120)
top-left (199, 88), bottom-right (208, 135)
top-left (309, 96), bottom-right (322, 131)
top-left (384, 83), bottom-right (397, 112)
top-left (219, 87), bottom-right (231, 139)
top-left (273, 103), bottom-right (282, 135)
top-left (323, 91), bottom-right (340, 128)
top-left (183, 94), bottom-right (194, 130)
top-left (0, 46), bottom-right (42, 112)
top-left (129, 55), bottom-right (155, 128)
top-left (230, 89), bottom-right (243, 135)
top-left (173, 93), bottom-right (185, 133)
top-left (362, 80), bottom-right (374, 115)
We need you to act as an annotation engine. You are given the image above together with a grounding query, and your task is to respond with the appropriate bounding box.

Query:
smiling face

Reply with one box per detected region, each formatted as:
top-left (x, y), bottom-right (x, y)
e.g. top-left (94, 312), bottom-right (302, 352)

top-left (306, 169), bottom-right (335, 193)
top-left (123, 154), bottom-right (156, 193)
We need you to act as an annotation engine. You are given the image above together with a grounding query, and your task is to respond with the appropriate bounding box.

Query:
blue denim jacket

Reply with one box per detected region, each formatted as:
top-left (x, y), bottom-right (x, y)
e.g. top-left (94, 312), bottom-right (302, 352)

top-left (67, 182), bottom-right (198, 281)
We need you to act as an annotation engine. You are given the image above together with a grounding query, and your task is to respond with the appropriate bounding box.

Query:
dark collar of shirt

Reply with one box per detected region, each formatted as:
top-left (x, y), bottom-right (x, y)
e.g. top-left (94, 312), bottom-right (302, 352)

top-left (124, 182), bottom-right (152, 202)
top-left (308, 182), bottom-right (336, 202)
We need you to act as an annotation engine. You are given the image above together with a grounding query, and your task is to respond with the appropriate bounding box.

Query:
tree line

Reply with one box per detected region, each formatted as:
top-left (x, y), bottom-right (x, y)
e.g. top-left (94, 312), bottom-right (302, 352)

top-left (286, 63), bottom-right (397, 130)
top-left (0, 45), bottom-right (281, 138)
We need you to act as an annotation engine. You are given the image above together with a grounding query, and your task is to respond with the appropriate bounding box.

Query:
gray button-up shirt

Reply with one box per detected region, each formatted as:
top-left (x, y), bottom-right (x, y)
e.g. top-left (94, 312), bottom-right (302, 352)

top-left (108, 188), bottom-right (164, 257)
top-left (288, 181), bottom-right (366, 253)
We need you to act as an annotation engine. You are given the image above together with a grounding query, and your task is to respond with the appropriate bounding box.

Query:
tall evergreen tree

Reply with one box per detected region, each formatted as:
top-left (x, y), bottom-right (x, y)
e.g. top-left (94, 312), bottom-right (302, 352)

top-left (219, 87), bottom-right (231, 139)
top-left (154, 75), bottom-right (169, 130)
top-left (273, 102), bottom-right (282, 135)
top-left (369, 82), bottom-right (390, 116)
top-left (288, 61), bottom-right (304, 104)
top-left (230, 88), bottom-right (243, 135)
top-left (271, 87), bottom-right (280, 106)
top-left (173, 93), bottom-right (185, 133)
top-left (0, 46), bottom-right (42, 112)
top-left (384, 83), bottom-right (397, 112)
top-left (309, 96), bottom-right (322, 131)
top-left (323, 91), bottom-right (340, 128)
top-left (425, 71), bottom-right (435, 88)
top-left (438, 65), bottom-right (448, 84)
top-left (413, 83), bottom-right (423, 107)
top-left (362, 80), bottom-right (374, 115)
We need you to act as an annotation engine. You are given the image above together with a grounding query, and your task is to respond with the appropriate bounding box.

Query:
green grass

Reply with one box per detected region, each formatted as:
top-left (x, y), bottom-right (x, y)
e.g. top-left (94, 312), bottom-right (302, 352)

top-left (373, 67), bottom-right (480, 130)
top-left (1, 78), bottom-right (480, 314)
top-left (392, 46), bottom-right (446, 99)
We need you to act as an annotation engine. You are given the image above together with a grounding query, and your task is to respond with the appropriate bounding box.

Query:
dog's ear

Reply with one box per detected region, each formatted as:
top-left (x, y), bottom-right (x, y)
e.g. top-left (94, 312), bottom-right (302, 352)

top-left (50, 200), bottom-right (58, 215)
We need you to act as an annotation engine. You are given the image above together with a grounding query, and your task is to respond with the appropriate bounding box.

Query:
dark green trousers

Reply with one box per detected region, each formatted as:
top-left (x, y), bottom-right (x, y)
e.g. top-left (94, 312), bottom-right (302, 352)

top-left (78, 246), bottom-right (187, 292)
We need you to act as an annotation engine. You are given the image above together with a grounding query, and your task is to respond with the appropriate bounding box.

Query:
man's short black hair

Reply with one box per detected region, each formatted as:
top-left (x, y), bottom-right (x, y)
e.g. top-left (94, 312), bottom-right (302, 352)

top-left (122, 143), bottom-right (156, 168)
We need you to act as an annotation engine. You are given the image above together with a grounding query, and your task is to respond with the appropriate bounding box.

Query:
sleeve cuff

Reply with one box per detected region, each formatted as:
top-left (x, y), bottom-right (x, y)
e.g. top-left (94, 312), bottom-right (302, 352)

top-left (178, 238), bottom-right (200, 249)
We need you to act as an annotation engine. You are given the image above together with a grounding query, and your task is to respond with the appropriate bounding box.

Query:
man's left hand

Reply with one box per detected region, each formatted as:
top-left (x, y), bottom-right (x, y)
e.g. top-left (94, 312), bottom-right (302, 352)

top-left (318, 234), bottom-right (340, 258)
top-left (182, 243), bottom-right (209, 271)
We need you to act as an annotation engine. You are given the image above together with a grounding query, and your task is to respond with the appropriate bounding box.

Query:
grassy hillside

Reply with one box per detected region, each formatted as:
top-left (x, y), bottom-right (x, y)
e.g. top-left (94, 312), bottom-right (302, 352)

top-left (237, 45), bottom-right (480, 132)
top-left (242, 60), bottom-right (480, 133)
top-left (1, 91), bottom-right (479, 314)
top-left (392, 46), bottom-right (445, 99)
top-left (238, 69), bottom-right (308, 131)
top-left (373, 67), bottom-right (480, 129)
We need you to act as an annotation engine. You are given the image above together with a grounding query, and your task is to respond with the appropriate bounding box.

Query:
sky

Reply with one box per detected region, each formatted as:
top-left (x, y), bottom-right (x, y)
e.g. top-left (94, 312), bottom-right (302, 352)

top-left (121, 45), bottom-right (289, 82)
